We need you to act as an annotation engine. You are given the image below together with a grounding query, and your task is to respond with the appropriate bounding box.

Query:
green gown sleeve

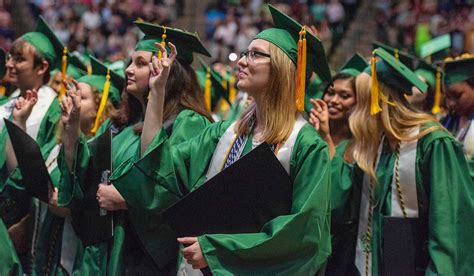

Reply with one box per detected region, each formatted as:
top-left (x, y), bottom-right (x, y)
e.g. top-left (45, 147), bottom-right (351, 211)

top-left (419, 132), bottom-right (474, 275)
top-left (0, 219), bottom-right (22, 276)
top-left (110, 115), bottom-right (220, 269)
top-left (198, 125), bottom-right (332, 275)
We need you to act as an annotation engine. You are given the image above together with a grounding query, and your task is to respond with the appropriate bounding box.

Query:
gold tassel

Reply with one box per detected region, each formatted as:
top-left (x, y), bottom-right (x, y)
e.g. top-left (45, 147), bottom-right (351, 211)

top-left (204, 67), bottom-right (211, 112)
top-left (90, 69), bottom-right (111, 134)
top-left (295, 26), bottom-right (306, 112)
top-left (157, 26), bottom-right (167, 59)
top-left (431, 66), bottom-right (442, 114)
top-left (59, 47), bottom-right (68, 99)
top-left (370, 50), bottom-right (382, 115)
top-left (394, 48), bottom-right (399, 61)
top-left (87, 63), bottom-right (92, 75)
top-left (0, 85), bottom-right (5, 96)
top-left (229, 74), bottom-right (236, 103)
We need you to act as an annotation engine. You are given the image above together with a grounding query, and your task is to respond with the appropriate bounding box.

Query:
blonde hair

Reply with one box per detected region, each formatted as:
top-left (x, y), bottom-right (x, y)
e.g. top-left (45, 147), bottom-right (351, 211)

top-left (349, 73), bottom-right (442, 183)
top-left (235, 42), bottom-right (297, 145)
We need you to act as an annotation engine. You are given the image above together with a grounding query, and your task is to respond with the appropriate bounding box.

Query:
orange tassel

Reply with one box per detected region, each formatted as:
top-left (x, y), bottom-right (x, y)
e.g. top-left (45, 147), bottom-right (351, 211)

top-left (295, 26), bottom-right (306, 112)
top-left (90, 69), bottom-right (111, 134)
top-left (59, 47), bottom-right (68, 99)
top-left (204, 67), bottom-right (212, 112)
top-left (370, 50), bottom-right (382, 115)
top-left (431, 66), bottom-right (442, 114)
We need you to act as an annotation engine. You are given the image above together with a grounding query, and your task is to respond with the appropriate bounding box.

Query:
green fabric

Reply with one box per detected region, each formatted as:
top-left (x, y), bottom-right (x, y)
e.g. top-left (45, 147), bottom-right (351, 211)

top-left (254, 4), bottom-right (332, 83)
top-left (443, 57), bottom-right (474, 86)
top-left (77, 56), bottom-right (124, 106)
top-left (304, 75), bottom-right (324, 114)
top-left (58, 110), bottom-right (210, 274)
top-left (372, 41), bottom-right (415, 70)
top-left (414, 58), bottom-right (437, 88)
top-left (134, 21), bottom-right (211, 64)
top-left (420, 34), bottom-right (451, 59)
top-left (366, 48), bottom-right (428, 94)
top-left (196, 62), bottom-right (231, 110)
top-left (0, 218), bottom-right (22, 275)
top-left (21, 16), bottom-right (64, 67)
top-left (338, 53), bottom-right (368, 77)
top-left (332, 126), bottom-right (474, 274)
top-left (113, 120), bottom-right (332, 274)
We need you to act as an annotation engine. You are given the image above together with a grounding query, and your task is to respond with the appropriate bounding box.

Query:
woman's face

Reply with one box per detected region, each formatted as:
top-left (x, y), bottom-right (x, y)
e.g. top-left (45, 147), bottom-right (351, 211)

top-left (445, 81), bottom-right (474, 116)
top-left (125, 50), bottom-right (152, 99)
top-left (323, 78), bottom-right (356, 120)
top-left (236, 39), bottom-right (271, 97)
top-left (78, 82), bottom-right (97, 134)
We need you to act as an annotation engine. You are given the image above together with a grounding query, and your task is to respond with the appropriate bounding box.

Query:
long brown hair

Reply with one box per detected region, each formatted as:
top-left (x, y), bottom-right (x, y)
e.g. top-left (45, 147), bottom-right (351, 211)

top-left (235, 42), bottom-right (297, 145)
top-left (349, 73), bottom-right (442, 183)
top-left (111, 58), bottom-right (213, 134)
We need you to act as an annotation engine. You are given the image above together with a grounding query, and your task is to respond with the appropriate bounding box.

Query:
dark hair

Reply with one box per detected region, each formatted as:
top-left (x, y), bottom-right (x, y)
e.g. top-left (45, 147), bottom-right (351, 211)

top-left (10, 39), bottom-right (51, 84)
top-left (111, 58), bottom-right (213, 134)
top-left (323, 72), bottom-right (356, 98)
top-left (163, 59), bottom-right (214, 123)
top-left (466, 75), bottom-right (474, 88)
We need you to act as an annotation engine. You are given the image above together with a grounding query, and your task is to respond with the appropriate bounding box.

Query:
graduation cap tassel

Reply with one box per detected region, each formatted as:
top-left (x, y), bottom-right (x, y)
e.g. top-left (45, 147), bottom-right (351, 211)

top-left (370, 50), bottom-right (382, 115)
top-left (204, 67), bottom-right (212, 112)
top-left (431, 67), bottom-right (442, 114)
top-left (59, 47), bottom-right (68, 99)
top-left (394, 48), bottom-right (399, 61)
top-left (91, 69), bottom-right (111, 134)
top-left (158, 26), bottom-right (167, 60)
top-left (87, 63), bottom-right (93, 75)
top-left (229, 74), bottom-right (236, 103)
top-left (295, 26), bottom-right (306, 112)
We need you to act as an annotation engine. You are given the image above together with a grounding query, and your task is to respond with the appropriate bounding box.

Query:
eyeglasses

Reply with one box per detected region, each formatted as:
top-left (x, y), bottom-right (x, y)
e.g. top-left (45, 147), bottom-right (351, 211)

top-left (240, 50), bottom-right (271, 62)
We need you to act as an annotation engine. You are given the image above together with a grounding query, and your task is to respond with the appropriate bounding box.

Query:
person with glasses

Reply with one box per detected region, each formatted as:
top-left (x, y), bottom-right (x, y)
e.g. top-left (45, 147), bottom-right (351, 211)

top-left (117, 4), bottom-right (333, 274)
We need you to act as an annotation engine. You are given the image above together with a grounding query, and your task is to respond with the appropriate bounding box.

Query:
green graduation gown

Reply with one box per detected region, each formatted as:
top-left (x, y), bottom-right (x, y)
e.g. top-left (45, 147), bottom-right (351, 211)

top-left (57, 109), bottom-right (211, 275)
top-left (0, 218), bottom-right (22, 275)
top-left (111, 117), bottom-right (332, 275)
top-left (333, 126), bottom-right (474, 275)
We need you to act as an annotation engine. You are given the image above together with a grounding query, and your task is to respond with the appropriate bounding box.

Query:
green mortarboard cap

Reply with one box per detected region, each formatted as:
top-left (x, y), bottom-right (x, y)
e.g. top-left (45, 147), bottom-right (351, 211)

top-left (304, 75), bottom-right (324, 113)
top-left (134, 21), bottom-right (211, 64)
top-left (372, 41), bottom-right (415, 70)
top-left (21, 16), bottom-right (65, 68)
top-left (254, 4), bottom-right (332, 83)
top-left (104, 60), bottom-right (126, 79)
top-left (0, 48), bottom-right (5, 79)
top-left (77, 56), bottom-right (124, 105)
top-left (414, 59), bottom-right (437, 87)
top-left (338, 53), bottom-right (368, 77)
top-left (443, 55), bottom-right (474, 86)
top-left (366, 48), bottom-right (428, 94)
top-left (197, 60), bottom-right (230, 110)
top-left (420, 34), bottom-right (451, 59)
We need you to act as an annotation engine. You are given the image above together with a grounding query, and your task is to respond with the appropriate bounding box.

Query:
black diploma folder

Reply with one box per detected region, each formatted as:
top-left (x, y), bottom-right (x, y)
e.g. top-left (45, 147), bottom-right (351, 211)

top-left (4, 118), bottom-right (53, 203)
top-left (383, 217), bottom-right (429, 276)
top-left (162, 143), bottom-right (293, 237)
top-left (71, 128), bottom-right (114, 246)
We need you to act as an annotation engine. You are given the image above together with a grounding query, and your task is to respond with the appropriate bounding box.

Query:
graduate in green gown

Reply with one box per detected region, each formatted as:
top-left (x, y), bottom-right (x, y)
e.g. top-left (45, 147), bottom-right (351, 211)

top-left (343, 48), bottom-right (474, 275)
top-left (0, 16), bottom-right (63, 272)
top-left (58, 21), bottom-right (213, 274)
top-left (116, 4), bottom-right (333, 274)
top-left (0, 47), bottom-right (23, 276)
top-left (3, 54), bottom-right (122, 275)
top-left (308, 53), bottom-right (368, 275)
top-left (441, 55), bottom-right (474, 180)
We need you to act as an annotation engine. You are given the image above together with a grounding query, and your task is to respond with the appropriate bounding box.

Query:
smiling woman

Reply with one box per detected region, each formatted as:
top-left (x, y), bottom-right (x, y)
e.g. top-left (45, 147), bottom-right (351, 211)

top-left (122, 4), bottom-right (334, 275)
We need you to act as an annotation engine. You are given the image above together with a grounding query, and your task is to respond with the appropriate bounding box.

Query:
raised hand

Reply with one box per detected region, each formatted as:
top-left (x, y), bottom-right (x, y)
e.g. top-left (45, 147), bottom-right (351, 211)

top-left (309, 99), bottom-right (330, 137)
top-left (148, 42), bottom-right (177, 95)
top-left (61, 79), bottom-right (82, 128)
top-left (12, 89), bottom-right (38, 127)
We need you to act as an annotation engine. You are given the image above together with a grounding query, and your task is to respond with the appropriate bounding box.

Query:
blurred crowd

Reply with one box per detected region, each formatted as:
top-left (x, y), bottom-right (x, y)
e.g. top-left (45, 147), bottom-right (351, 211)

top-left (0, 0), bottom-right (473, 64)
top-left (375, 0), bottom-right (474, 55)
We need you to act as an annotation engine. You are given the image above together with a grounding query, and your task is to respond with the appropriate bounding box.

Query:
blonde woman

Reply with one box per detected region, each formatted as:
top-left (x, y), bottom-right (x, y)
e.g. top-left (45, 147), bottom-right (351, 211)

top-left (344, 48), bottom-right (474, 275)
top-left (113, 5), bottom-right (333, 275)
